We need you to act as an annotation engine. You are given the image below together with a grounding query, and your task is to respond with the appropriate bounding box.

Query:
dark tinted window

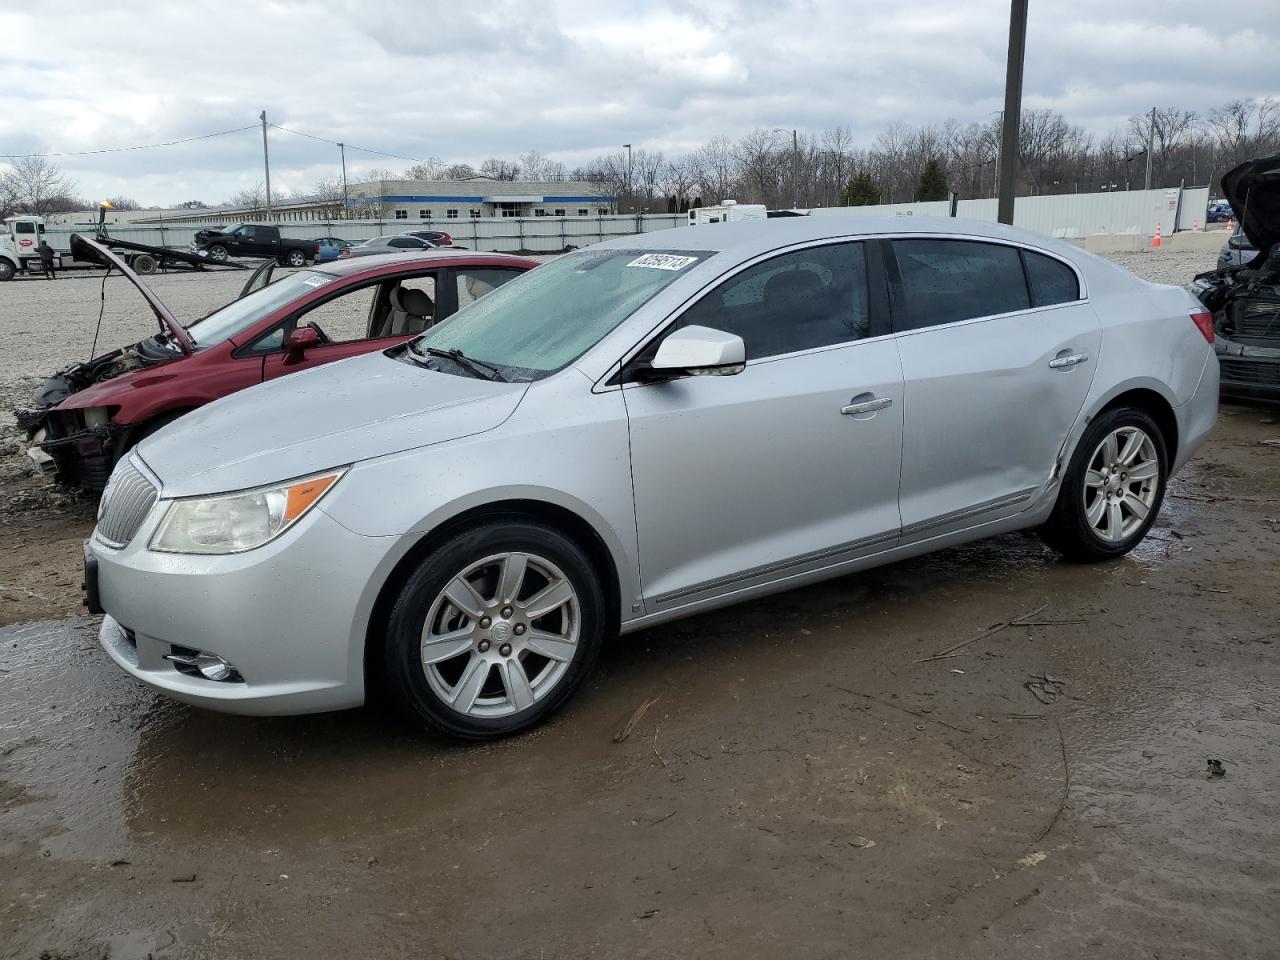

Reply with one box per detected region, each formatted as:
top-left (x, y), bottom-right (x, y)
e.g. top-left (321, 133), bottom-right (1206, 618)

top-left (891, 239), bottom-right (1029, 331)
top-left (388, 237), bottom-right (422, 249)
top-left (1023, 251), bottom-right (1079, 306)
top-left (674, 243), bottom-right (870, 360)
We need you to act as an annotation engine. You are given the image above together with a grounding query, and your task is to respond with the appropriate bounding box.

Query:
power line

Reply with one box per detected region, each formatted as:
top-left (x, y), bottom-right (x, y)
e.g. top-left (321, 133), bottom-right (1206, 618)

top-left (266, 123), bottom-right (433, 165)
top-left (0, 124), bottom-right (259, 159)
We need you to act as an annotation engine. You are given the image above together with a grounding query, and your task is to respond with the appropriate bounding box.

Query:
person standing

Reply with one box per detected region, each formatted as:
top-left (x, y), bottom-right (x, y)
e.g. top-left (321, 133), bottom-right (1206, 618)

top-left (37, 240), bottom-right (56, 280)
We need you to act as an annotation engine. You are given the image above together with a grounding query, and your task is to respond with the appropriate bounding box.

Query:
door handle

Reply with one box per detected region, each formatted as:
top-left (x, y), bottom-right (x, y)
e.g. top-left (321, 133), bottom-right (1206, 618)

top-left (841, 396), bottom-right (893, 416)
top-left (1049, 352), bottom-right (1089, 369)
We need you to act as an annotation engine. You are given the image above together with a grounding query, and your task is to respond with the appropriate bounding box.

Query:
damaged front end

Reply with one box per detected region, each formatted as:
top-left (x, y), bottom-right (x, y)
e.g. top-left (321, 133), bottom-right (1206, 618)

top-left (1192, 151), bottom-right (1280, 403)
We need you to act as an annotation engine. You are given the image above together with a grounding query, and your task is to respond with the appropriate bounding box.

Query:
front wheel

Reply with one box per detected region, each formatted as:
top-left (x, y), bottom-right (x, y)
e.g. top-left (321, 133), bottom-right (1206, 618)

top-left (382, 520), bottom-right (607, 740)
top-left (0, 259), bottom-right (15, 281)
top-left (286, 248), bottom-right (306, 267)
top-left (207, 244), bottom-right (228, 263)
top-left (1038, 407), bottom-right (1167, 562)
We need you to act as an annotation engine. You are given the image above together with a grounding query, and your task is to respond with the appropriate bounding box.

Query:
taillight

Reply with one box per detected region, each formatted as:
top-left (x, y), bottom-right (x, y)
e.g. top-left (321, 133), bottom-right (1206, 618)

top-left (1190, 308), bottom-right (1214, 344)
top-left (441, 233), bottom-right (453, 245)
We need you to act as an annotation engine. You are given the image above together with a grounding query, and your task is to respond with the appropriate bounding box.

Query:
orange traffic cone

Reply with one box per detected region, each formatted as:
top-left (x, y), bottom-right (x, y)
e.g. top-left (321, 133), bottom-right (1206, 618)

top-left (1152, 223), bottom-right (1162, 248)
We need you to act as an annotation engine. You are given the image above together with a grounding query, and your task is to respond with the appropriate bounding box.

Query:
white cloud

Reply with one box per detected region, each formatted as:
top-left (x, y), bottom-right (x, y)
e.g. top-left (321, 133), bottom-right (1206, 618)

top-left (0, 0), bottom-right (1275, 204)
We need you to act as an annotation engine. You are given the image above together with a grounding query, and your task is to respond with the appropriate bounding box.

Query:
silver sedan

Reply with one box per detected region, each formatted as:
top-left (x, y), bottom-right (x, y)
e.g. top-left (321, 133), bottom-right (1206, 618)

top-left (88, 216), bottom-right (1218, 739)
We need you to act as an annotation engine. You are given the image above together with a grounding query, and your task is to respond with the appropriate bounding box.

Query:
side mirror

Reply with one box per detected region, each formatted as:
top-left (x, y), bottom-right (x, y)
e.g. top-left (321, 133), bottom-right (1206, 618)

top-left (644, 325), bottom-right (746, 379)
top-left (283, 326), bottom-right (320, 359)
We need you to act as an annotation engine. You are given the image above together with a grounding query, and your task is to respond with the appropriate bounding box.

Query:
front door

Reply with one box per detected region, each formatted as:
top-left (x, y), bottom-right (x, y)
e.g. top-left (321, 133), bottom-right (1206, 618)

top-left (888, 237), bottom-right (1101, 541)
top-left (623, 241), bottom-right (904, 612)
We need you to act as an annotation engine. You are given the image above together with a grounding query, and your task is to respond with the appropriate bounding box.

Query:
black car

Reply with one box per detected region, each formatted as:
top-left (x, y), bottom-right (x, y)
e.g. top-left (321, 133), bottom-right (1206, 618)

top-left (192, 224), bottom-right (319, 267)
top-left (1193, 152), bottom-right (1280, 402)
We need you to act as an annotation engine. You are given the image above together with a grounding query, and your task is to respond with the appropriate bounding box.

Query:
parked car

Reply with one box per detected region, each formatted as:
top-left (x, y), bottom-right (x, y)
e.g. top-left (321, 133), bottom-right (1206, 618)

top-left (17, 234), bottom-right (534, 491)
top-left (402, 230), bottom-right (455, 247)
top-left (312, 236), bottom-right (354, 263)
top-left (193, 223), bottom-right (319, 266)
top-left (1206, 202), bottom-right (1235, 224)
top-left (1215, 223), bottom-right (1256, 268)
top-left (87, 216), bottom-right (1217, 739)
top-left (346, 235), bottom-right (435, 257)
top-left (1193, 152), bottom-right (1280, 401)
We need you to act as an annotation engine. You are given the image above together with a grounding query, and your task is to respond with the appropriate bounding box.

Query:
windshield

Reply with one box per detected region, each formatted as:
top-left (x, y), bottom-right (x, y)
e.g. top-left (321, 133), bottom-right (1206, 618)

top-left (188, 270), bottom-right (336, 346)
top-left (414, 249), bottom-right (705, 378)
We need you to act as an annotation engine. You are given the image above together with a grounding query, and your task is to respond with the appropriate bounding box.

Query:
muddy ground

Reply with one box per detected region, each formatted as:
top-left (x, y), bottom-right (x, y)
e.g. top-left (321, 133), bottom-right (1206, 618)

top-left (2, 249), bottom-right (1279, 959)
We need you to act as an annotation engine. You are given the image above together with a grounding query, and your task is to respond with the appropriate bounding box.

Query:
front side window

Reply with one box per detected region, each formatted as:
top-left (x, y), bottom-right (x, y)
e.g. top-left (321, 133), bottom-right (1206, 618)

top-left (416, 249), bottom-right (706, 379)
top-left (1023, 250), bottom-right (1080, 306)
top-left (388, 237), bottom-right (422, 249)
top-left (890, 239), bottom-right (1030, 331)
top-left (15, 221), bottom-right (35, 234)
top-left (672, 243), bottom-right (870, 360)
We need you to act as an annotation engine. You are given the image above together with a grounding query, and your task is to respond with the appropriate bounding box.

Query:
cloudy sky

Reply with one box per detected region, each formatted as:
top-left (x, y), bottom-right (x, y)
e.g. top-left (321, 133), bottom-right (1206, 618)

top-left (1, 0), bottom-right (1275, 206)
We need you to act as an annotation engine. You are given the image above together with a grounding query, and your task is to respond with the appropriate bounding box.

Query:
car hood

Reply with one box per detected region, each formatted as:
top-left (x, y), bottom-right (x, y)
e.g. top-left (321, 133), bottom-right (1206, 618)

top-left (135, 351), bottom-right (528, 498)
top-left (1221, 152), bottom-right (1280, 255)
top-left (69, 235), bottom-right (195, 354)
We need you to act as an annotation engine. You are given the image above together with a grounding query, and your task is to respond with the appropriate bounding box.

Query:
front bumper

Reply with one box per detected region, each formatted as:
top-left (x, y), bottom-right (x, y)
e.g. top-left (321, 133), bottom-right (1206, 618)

top-left (1215, 337), bottom-right (1280, 402)
top-left (92, 501), bottom-right (398, 716)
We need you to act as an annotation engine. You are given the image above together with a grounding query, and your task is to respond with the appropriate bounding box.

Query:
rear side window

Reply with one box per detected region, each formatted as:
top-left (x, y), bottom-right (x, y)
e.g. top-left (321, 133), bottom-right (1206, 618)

top-left (1023, 250), bottom-right (1080, 306)
top-left (890, 239), bottom-right (1029, 331)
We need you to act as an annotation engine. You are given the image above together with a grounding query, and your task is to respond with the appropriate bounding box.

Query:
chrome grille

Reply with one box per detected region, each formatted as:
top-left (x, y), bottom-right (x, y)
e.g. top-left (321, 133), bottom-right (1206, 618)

top-left (96, 458), bottom-right (158, 547)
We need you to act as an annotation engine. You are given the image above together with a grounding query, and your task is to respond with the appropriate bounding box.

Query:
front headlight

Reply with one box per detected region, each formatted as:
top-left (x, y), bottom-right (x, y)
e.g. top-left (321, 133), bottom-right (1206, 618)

top-left (149, 468), bottom-right (346, 555)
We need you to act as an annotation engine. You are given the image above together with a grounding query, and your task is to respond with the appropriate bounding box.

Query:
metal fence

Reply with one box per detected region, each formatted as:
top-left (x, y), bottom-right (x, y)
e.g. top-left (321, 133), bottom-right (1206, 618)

top-left (42, 214), bottom-right (686, 256)
top-left (807, 186), bottom-right (1211, 239)
top-left (41, 188), bottom-right (1213, 257)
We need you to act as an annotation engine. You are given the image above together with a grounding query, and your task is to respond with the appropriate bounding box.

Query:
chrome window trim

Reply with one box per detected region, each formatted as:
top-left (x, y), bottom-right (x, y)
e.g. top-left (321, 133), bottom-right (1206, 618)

top-left (593, 230), bottom-right (1089, 392)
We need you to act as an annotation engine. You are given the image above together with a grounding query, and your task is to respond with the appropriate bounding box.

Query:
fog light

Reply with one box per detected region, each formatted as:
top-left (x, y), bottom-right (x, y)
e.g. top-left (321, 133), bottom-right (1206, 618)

top-left (196, 653), bottom-right (235, 681)
top-left (164, 649), bottom-right (242, 682)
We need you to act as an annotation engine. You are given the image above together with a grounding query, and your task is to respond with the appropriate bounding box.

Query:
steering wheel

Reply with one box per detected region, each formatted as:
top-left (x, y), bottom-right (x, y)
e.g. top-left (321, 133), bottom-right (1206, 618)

top-left (306, 320), bottom-right (332, 345)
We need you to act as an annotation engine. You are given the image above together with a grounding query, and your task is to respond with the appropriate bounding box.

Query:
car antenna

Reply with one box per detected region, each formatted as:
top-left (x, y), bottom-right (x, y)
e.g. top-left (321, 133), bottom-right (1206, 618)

top-left (88, 265), bottom-right (113, 360)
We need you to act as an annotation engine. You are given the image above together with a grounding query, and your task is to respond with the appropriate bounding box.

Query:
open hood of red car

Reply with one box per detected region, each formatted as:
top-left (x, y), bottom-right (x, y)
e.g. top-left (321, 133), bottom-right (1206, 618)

top-left (69, 234), bottom-right (195, 355)
top-left (1220, 152), bottom-right (1280, 257)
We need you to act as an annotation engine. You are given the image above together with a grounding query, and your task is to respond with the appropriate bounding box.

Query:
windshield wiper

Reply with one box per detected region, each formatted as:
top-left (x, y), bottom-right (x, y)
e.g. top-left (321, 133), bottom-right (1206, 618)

top-left (421, 346), bottom-right (507, 382)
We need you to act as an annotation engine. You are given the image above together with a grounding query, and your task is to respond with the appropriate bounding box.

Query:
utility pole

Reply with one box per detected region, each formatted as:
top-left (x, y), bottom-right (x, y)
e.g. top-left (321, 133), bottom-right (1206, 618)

top-left (623, 143), bottom-right (632, 213)
top-left (996, 0), bottom-right (1027, 225)
top-left (792, 128), bottom-right (799, 208)
top-left (260, 110), bottom-right (273, 220)
top-left (338, 142), bottom-right (349, 219)
top-left (1144, 106), bottom-right (1155, 191)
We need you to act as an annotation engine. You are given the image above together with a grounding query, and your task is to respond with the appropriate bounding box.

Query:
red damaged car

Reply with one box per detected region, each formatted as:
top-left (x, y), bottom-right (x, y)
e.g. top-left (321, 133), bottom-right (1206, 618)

top-left (19, 235), bottom-right (535, 492)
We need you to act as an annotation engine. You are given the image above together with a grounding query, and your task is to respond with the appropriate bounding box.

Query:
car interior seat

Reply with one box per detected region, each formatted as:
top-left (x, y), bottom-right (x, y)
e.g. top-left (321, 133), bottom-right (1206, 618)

top-left (386, 284), bottom-right (435, 335)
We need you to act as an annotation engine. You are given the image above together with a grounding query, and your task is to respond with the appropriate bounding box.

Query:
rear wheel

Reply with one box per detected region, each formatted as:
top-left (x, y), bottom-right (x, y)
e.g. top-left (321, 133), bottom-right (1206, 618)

top-left (286, 248), bottom-right (306, 267)
top-left (1039, 407), bottom-right (1167, 562)
top-left (382, 520), bottom-right (606, 740)
top-left (131, 253), bottom-right (157, 274)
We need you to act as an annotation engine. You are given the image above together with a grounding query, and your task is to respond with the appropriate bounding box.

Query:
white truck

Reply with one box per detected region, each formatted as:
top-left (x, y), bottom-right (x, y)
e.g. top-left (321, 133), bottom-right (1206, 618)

top-left (687, 200), bottom-right (768, 226)
top-left (0, 215), bottom-right (61, 279)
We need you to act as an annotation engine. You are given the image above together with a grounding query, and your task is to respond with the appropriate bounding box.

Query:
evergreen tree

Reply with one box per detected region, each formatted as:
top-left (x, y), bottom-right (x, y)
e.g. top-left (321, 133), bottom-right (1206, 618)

top-left (913, 158), bottom-right (949, 202)
top-left (840, 171), bottom-right (879, 206)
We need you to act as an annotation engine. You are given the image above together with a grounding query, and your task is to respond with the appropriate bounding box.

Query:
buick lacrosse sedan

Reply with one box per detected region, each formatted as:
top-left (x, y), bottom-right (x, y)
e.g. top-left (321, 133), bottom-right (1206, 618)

top-left (88, 217), bottom-right (1218, 739)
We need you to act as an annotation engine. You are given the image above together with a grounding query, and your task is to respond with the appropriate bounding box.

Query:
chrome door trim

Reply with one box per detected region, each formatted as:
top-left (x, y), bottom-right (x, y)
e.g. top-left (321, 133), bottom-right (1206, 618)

top-left (650, 531), bottom-right (898, 608)
top-left (899, 486), bottom-right (1039, 538)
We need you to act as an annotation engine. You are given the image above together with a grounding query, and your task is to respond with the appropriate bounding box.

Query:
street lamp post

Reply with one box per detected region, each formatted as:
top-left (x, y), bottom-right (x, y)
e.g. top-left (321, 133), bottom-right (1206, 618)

top-left (622, 143), bottom-right (632, 213)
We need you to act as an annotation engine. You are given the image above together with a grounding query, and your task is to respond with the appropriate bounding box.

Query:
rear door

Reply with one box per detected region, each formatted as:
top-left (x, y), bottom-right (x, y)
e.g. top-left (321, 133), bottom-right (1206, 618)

top-left (888, 237), bottom-right (1100, 541)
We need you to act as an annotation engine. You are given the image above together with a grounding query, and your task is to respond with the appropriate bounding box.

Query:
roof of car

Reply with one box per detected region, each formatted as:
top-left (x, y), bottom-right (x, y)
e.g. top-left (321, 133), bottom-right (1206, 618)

top-left (311, 249), bottom-right (535, 277)
top-left (595, 215), bottom-right (1082, 262)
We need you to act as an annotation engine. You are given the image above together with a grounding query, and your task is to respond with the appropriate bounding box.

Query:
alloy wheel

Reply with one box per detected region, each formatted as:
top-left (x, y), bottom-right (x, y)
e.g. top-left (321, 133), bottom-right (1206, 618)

top-left (1082, 425), bottom-right (1160, 542)
top-left (421, 551), bottom-right (580, 718)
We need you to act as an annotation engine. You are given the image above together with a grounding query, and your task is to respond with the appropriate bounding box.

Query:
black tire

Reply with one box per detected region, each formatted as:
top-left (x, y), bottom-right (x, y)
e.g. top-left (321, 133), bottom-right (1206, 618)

top-left (382, 519), bottom-right (607, 740)
top-left (286, 248), bottom-right (306, 267)
top-left (131, 253), bottom-right (157, 274)
top-left (207, 244), bottom-right (229, 263)
top-left (1038, 406), bottom-right (1168, 562)
top-left (0, 259), bottom-right (14, 281)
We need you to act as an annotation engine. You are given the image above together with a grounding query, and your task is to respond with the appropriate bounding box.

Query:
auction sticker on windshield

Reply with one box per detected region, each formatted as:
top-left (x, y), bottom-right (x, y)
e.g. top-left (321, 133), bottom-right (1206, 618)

top-left (301, 274), bottom-right (334, 288)
top-left (627, 253), bottom-right (699, 271)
